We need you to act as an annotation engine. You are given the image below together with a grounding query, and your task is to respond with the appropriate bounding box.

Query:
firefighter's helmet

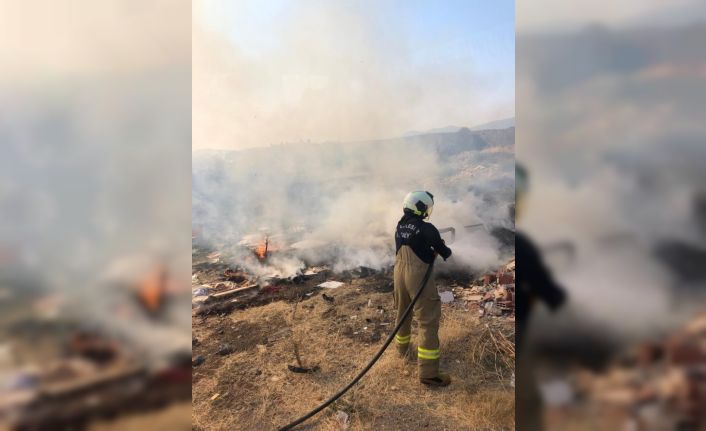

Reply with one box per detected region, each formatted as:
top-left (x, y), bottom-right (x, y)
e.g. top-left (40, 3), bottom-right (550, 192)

top-left (403, 191), bottom-right (434, 219)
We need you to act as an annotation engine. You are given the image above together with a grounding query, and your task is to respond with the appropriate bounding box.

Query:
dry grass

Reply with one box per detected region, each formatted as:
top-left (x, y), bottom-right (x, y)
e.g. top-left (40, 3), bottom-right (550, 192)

top-left (192, 278), bottom-right (514, 431)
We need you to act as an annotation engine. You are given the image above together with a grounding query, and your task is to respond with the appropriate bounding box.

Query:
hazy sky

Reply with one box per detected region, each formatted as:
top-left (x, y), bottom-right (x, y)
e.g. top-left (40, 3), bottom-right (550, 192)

top-left (518, 0), bottom-right (704, 33)
top-left (193, 0), bottom-right (514, 150)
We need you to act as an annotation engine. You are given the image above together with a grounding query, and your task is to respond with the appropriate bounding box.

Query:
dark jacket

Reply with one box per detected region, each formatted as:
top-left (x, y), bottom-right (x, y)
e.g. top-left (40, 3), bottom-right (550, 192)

top-left (516, 231), bottom-right (566, 352)
top-left (395, 213), bottom-right (452, 264)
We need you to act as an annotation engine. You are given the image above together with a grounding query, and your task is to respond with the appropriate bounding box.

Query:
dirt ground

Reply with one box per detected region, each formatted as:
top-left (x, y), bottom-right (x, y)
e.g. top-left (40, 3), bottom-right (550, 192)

top-left (192, 271), bottom-right (515, 431)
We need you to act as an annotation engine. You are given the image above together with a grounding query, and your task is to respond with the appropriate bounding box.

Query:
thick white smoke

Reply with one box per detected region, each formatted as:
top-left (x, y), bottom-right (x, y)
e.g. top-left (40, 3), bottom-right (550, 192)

top-left (193, 132), bottom-right (515, 278)
top-left (192, 0), bottom-right (515, 279)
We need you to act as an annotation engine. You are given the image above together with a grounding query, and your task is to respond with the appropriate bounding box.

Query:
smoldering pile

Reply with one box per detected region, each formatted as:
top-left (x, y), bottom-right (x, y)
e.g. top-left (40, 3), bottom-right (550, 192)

top-left (191, 227), bottom-right (516, 319)
top-left (191, 236), bottom-right (394, 317)
top-left (0, 287), bottom-right (191, 430)
top-left (192, 126), bottom-right (516, 281)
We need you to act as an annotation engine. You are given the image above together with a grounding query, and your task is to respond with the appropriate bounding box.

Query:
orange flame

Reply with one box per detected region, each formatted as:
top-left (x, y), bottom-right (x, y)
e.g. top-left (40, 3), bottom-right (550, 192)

top-left (137, 266), bottom-right (166, 313)
top-left (255, 237), bottom-right (269, 260)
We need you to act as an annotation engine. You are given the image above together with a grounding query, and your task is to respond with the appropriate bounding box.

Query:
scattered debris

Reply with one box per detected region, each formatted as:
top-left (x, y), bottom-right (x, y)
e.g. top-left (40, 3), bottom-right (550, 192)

top-left (287, 364), bottom-right (320, 374)
top-left (350, 266), bottom-right (376, 278)
top-left (547, 312), bottom-right (706, 430)
top-left (207, 252), bottom-right (221, 261)
top-left (0, 326), bottom-right (191, 429)
top-left (193, 356), bottom-right (206, 367)
top-left (217, 344), bottom-right (234, 356)
top-left (443, 261), bottom-right (516, 319)
top-left (303, 266), bottom-right (328, 276)
top-left (211, 284), bottom-right (259, 300)
top-left (335, 410), bottom-right (350, 430)
top-left (319, 281), bottom-right (345, 289)
top-left (210, 393), bottom-right (220, 401)
top-left (69, 330), bottom-right (119, 364)
top-left (192, 286), bottom-right (210, 296)
top-left (439, 291), bottom-right (454, 303)
top-left (539, 378), bottom-right (575, 407)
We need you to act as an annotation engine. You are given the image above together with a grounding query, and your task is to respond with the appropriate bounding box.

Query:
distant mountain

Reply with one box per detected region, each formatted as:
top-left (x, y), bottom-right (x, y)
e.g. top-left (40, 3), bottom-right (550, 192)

top-left (194, 125), bottom-right (515, 161)
top-left (403, 117), bottom-right (515, 137)
top-left (403, 125), bottom-right (463, 137)
top-left (470, 117), bottom-right (515, 131)
top-left (402, 127), bottom-right (514, 160)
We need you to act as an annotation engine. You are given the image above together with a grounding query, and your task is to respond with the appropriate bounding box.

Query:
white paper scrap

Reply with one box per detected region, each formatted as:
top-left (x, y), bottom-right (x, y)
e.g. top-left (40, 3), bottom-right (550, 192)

top-left (318, 281), bottom-right (344, 289)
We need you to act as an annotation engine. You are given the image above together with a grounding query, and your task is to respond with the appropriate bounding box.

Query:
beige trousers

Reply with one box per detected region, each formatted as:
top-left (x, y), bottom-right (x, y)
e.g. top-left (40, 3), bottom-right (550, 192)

top-left (393, 246), bottom-right (441, 379)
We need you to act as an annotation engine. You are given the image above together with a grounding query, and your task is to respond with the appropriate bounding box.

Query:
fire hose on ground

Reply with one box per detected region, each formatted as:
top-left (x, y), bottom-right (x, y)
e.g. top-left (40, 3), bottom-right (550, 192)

top-left (276, 257), bottom-right (437, 430)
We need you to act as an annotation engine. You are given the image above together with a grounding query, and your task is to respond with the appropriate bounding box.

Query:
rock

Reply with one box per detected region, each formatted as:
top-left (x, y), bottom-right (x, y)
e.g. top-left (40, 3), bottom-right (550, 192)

top-left (439, 291), bottom-right (454, 303)
top-left (192, 355), bottom-right (205, 366)
top-left (380, 282), bottom-right (394, 293)
top-left (217, 344), bottom-right (234, 356)
top-left (335, 410), bottom-right (350, 429)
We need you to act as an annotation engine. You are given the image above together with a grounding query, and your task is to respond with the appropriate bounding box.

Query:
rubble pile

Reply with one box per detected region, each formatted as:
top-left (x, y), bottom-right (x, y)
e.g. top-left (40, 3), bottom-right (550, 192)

top-left (0, 328), bottom-right (191, 430)
top-left (548, 313), bottom-right (706, 430)
top-left (191, 245), bottom-right (392, 317)
top-left (0, 262), bottom-right (192, 430)
top-left (441, 259), bottom-right (515, 320)
top-left (193, 241), bottom-right (515, 322)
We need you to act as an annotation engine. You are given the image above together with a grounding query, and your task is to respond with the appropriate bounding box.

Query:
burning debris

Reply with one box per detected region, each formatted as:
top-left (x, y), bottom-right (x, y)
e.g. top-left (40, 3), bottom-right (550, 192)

top-left (237, 231), bottom-right (288, 263)
top-left (192, 243), bottom-right (351, 316)
top-left (192, 239), bottom-right (516, 321)
top-left (0, 325), bottom-right (191, 430)
top-left (255, 237), bottom-right (269, 261)
top-left (0, 260), bottom-right (192, 431)
top-left (134, 265), bottom-right (168, 316)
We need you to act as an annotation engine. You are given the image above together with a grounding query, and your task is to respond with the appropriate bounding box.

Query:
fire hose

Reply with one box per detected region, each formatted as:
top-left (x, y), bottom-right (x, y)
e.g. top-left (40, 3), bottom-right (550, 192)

top-left (276, 257), bottom-right (436, 430)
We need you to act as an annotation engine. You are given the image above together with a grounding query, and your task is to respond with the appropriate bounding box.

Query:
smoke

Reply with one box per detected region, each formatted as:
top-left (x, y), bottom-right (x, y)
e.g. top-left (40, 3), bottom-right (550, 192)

top-left (0, 0), bottom-right (192, 358)
top-left (193, 0), bottom-right (513, 151)
top-left (192, 0), bottom-right (515, 278)
top-left (193, 133), bottom-right (515, 279)
top-left (518, 21), bottom-right (706, 339)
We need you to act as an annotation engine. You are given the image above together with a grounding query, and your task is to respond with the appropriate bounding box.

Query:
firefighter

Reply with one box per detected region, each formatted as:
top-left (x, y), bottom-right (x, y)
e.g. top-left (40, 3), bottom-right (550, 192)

top-left (394, 190), bottom-right (453, 386)
top-left (515, 164), bottom-right (567, 431)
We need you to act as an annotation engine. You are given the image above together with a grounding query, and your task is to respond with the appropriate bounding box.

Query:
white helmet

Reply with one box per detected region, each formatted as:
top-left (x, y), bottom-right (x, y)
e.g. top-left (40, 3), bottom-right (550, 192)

top-left (403, 191), bottom-right (434, 219)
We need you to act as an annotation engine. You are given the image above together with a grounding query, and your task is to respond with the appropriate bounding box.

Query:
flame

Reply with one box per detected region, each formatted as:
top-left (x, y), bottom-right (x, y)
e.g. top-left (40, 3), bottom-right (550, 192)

top-left (137, 266), bottom-right (166, 313)
top-left (255, 237), bottom-right (269, 260)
